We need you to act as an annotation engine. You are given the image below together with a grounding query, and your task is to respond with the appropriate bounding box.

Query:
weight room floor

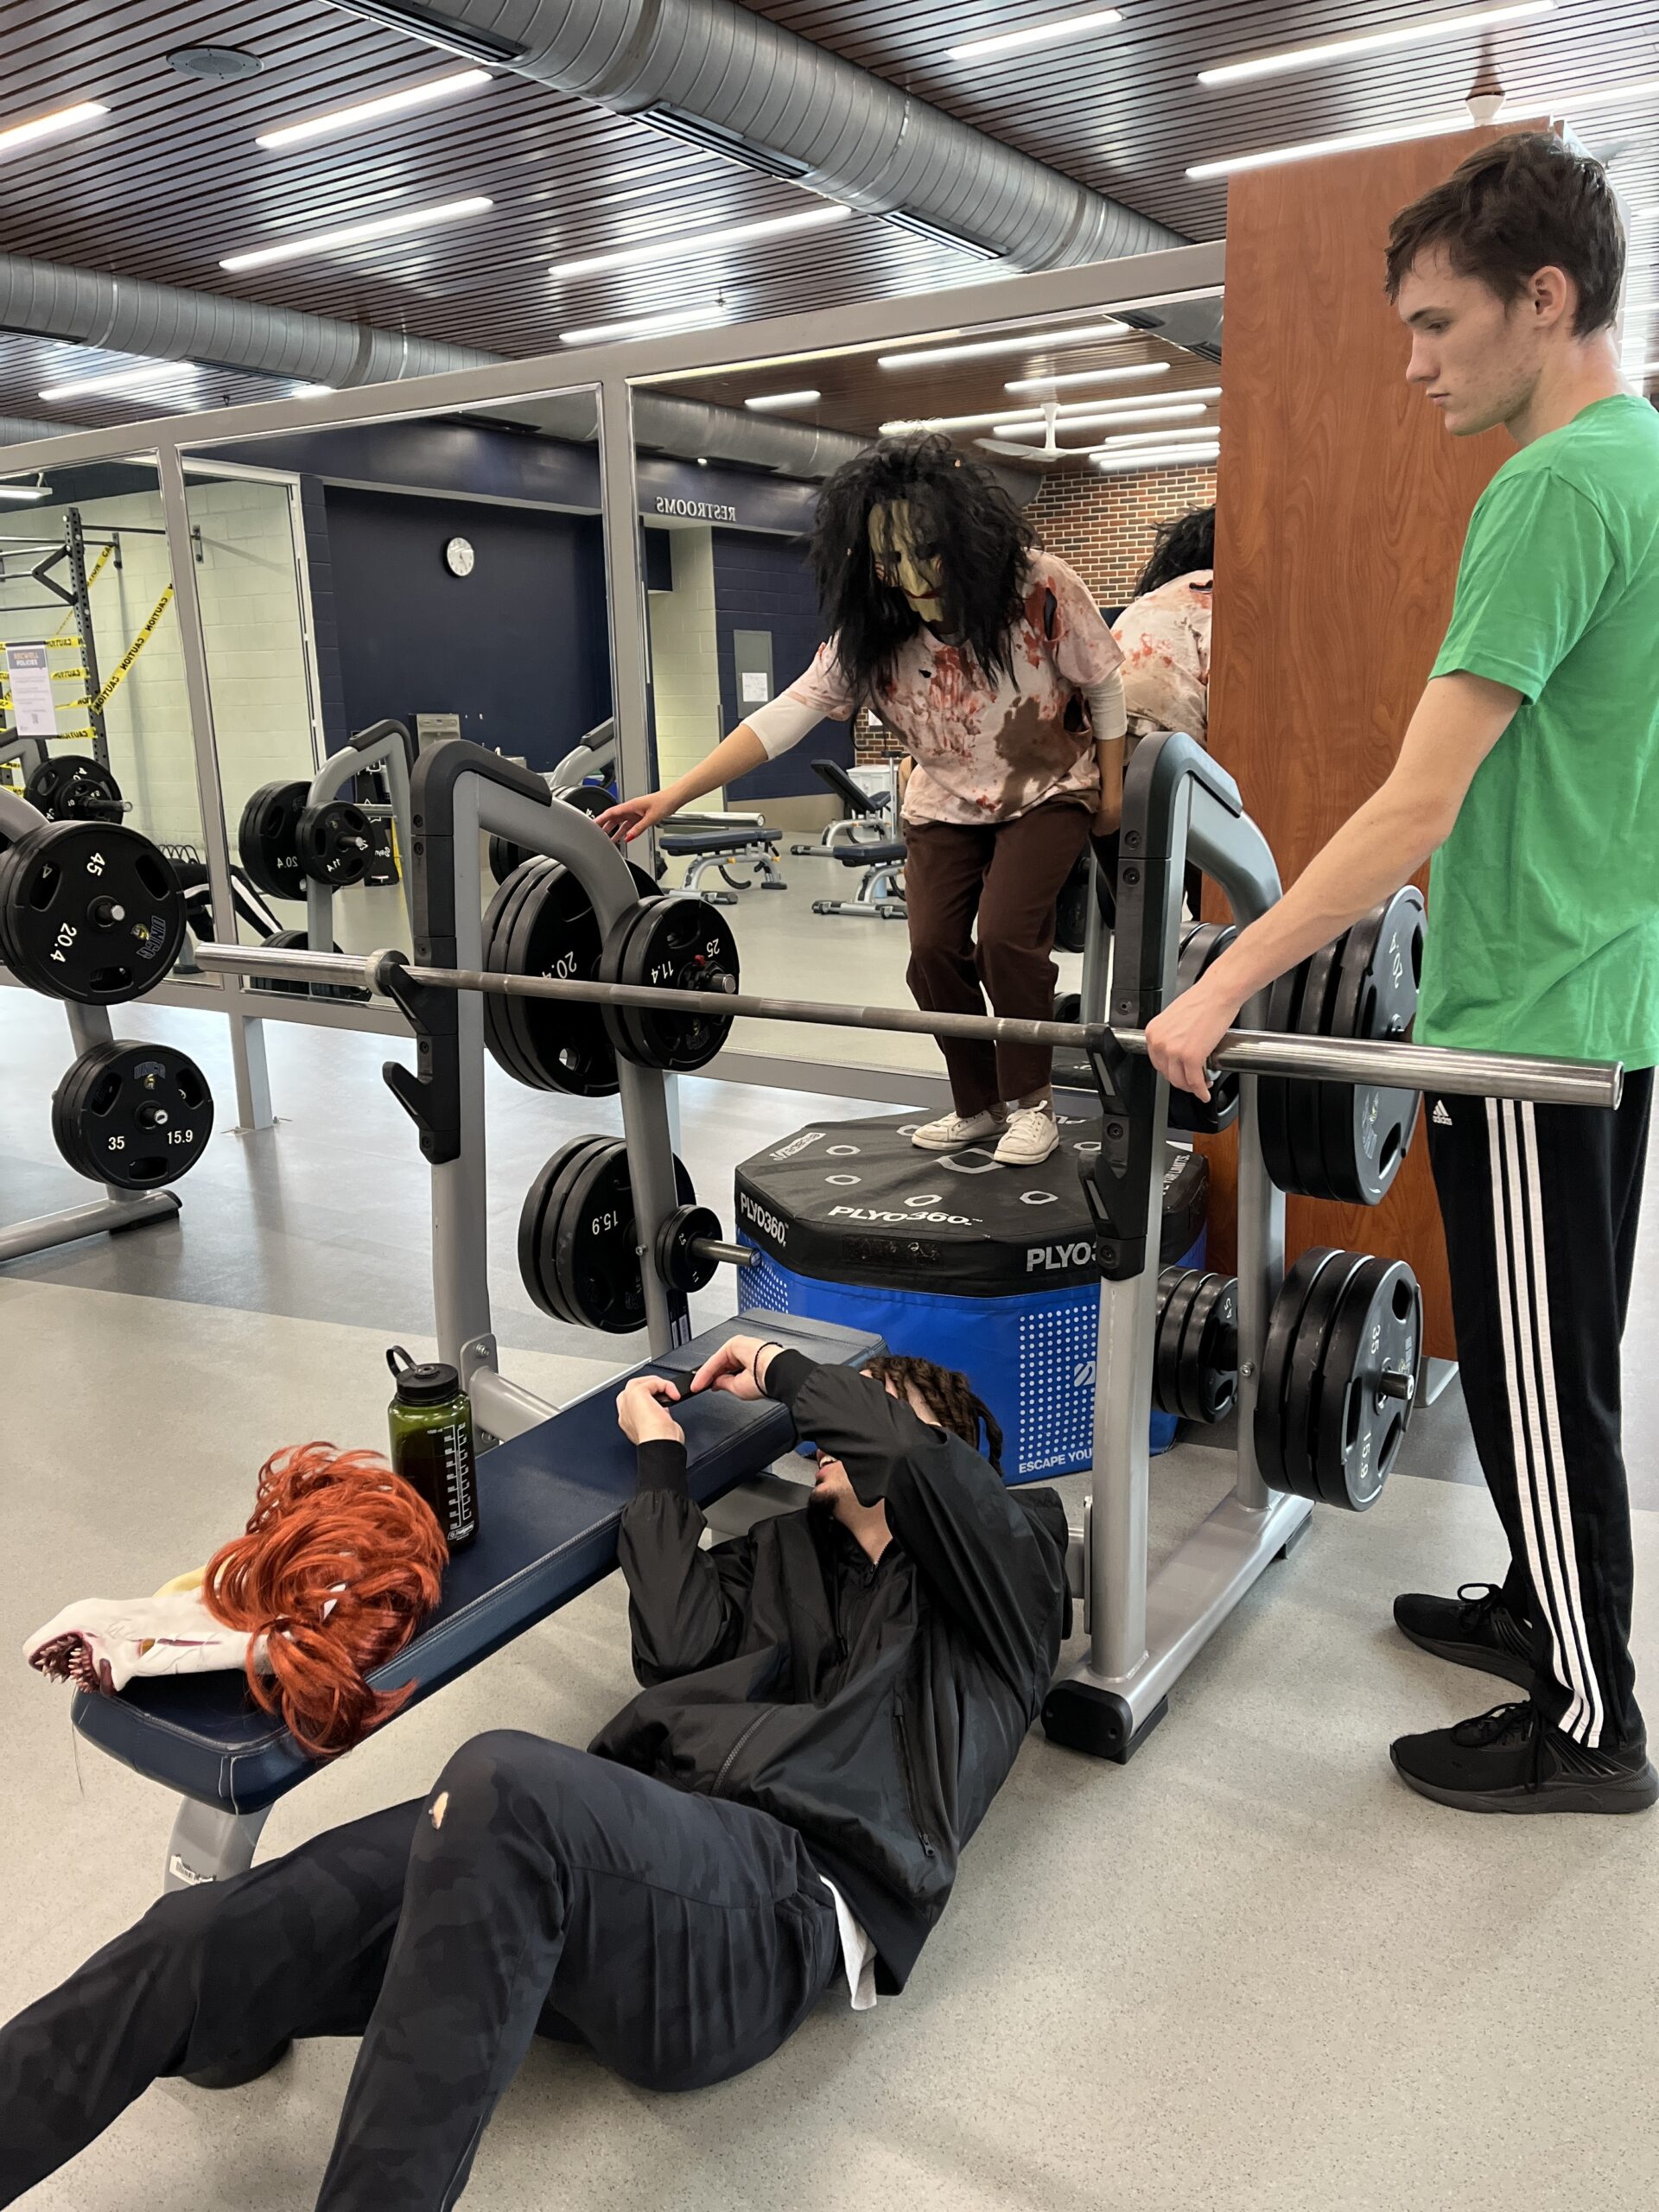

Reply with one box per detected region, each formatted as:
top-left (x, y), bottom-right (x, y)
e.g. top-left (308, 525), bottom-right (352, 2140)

top-left (4, 989), bottom-right (1659, 2212)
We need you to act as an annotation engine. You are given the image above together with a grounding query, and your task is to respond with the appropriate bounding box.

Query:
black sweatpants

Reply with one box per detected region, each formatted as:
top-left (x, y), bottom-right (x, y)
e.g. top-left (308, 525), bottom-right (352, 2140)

top-left (1428, 1070), bottom-right (1653, 1751)
top-left (0, 1732), bottom-right (841, 2212)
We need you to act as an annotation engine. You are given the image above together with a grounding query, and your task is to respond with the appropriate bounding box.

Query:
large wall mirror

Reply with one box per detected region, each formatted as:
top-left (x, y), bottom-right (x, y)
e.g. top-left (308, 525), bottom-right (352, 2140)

top-left (624, 285), bottom-right (1223, 1095)
top-left (179, 385), bottom-right (604, 970)
top-left (0, 450), bottom-right (213, 885)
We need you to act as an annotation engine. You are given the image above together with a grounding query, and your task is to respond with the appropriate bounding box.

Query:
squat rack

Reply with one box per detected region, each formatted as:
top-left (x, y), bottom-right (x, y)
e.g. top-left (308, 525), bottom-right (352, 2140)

top-left (194, 731), bottom-right (1620, 1759)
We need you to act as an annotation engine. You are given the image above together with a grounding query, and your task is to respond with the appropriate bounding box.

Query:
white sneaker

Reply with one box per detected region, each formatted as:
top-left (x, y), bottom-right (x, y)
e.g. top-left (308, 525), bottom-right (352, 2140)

top-left (912, 1107), bottom-right (1007, 1151)
top-left (994, 1103), bottom-right (1059, 1166)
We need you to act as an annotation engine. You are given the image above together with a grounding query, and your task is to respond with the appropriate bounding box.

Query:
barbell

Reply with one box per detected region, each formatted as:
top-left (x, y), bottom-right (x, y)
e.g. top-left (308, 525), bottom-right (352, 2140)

top-left (189, 935), bottom-right (1623, 1112)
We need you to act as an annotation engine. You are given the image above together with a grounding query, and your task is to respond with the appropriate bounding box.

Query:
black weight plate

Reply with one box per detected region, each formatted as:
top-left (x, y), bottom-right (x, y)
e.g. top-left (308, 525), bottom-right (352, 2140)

top-left (1318, 889), bottom-right (1427, 1206)
top-left (1255, 1247), bottom-right (1341, 1490)
top-left (657, 1203), bottom-right (722, 1295)
top-left (1170, 1269), bottom-right (1218, 1422)
top-left (488, 836), bottom-right (531, 889)
top-left (1313, 1256), bottom-right (1422, 1510)
top-left (600, 897), bottom-right (664, 1067)
top-left (1256, 956), bottom-right (1311, 1196)
top-left (1316, 904), bottom-right (1389, 1205)
top-left (296, 800), bottom-right (374, 888)
top-left (237, 780), bottom-right (308, 901)
top-left (1154, 1268), bottom-right (1203, 1418)
top-left (1150, 1266), bottom-right (1184, 1415)
top-left (51, 1039), bottom-right (213, 1189)
top-left (504, 861), bottom-right (620, 1097)
top-left (554, 784), bottom-right (613, 817)
top-left (482, 861), bottom-right (553, 1087)
top-left (1167, 921), bottom-right (1241, 1135)
top-left (1284, 932), bottom-right (1350, 1199)
top-left (1178, 1270), bottom-right (1239, 1425)
top-left (553, 1140), bottom-right (696, 1335)
top-left (518, 1135), bottom-right (611, 1323)
top-left (25, 754), bottom-right (123, 823)
top-left (1281, 1249), bottom-right (1371, 1503)
top-left (603, 895), bottom-right (740, 1073)
top-left (0, 821), bottom-right (184, 1004)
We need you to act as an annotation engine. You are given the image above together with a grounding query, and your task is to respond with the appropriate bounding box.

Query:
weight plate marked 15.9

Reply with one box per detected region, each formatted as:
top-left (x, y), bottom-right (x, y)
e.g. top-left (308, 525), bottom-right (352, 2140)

top-left (50, 1039), bottom-right (213, 1189)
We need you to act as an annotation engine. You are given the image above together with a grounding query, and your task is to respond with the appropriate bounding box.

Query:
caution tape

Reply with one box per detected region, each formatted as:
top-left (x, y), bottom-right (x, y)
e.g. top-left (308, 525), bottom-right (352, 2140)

top-left (0, 633), bottom-right (80, 652)
top-left (89, 583), bottom-right (175, 715)
top-left (85, 543), bottom-right (114, 590)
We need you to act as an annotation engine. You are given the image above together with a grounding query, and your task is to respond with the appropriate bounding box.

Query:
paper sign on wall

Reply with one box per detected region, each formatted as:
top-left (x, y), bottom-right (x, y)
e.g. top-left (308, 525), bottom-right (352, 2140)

top-left (741, 670), bottom-right (771, 704)
top-left (5, 645), bottom-right (56, 738)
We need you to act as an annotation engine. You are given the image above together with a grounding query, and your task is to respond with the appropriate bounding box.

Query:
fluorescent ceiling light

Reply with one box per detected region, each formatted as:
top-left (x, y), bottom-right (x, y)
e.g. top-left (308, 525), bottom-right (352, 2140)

top-left (1534, 73), bottom-right (1659, 116)
top-left (255, 68), bottom-right (489, 148)
top-left (992, 403), bottom-right (1210, 438)
top-left (221, 196), bottom-right (493, 270)
top-left (551, 204), bottom-right (848, 282)
top-left (1092, 444), bottom-right (1219, 473)
top-left (878, 321), bottom-right (1128, 369)
top-left (1189, 113), bottom-right (1471, 180)
top-left (1093, 423), bottom-right (1223, 448)
top-left (1006, 362), bottom-right (1171, 394)
top-left (745, 388), bottom-right (822, 410)
top-left (290, 383), bottom-right (335, 397)
top-left (950, 9), bottom-right (1122, 63)
top-left (39, 359), bottom-right (202, 401)
top-left (0, 483), bottom-right (51, 501)
top-left (560, 305), bottom-right (733, 346)
top-left (1198, 3), bottom-right (1553, 88)
top-left (0, 100), bottom-right (109, 157)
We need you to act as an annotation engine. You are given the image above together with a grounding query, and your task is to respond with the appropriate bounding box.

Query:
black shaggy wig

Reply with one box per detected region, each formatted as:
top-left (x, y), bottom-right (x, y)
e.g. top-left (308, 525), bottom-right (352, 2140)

top-left (1132, 505), bottom-right (1216, 600)
top-left (809, 434), bottom-right (1038, 702)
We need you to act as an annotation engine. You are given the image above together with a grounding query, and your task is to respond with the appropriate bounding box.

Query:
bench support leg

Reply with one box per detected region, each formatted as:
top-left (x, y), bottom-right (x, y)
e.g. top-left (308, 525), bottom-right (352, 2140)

top-left (164, 1798), bottom-right (271, 1892)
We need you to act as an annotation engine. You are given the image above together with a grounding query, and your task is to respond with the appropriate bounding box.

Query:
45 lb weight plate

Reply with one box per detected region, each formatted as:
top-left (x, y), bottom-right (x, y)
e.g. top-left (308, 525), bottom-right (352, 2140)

top-left (238, 780), bottom-right (309, 900)
top-left (0, 820), bottom-right (184, 1003)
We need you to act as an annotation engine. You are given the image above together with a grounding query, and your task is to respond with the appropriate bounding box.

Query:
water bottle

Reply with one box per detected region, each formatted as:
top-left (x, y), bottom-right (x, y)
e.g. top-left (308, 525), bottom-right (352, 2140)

top-left (385, 1346), bottom-right (479, 1553)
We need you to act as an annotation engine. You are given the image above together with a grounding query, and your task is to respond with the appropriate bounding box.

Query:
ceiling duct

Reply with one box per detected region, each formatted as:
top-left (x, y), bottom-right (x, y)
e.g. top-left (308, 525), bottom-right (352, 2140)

top-left (338, 0), bottom-right (1185, 268)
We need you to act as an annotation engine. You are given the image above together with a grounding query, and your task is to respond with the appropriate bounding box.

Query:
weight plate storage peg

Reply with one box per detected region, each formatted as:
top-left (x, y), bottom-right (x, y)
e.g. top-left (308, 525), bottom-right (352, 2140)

top-left (50, 1039), bottom-right (213, 1188)
top-left (237, 780), bottom-right (309, 900)
top-left (0, 820), bottom-right (185, 1004)
top-left (600, 896), bottom-right (740, 1074)
top-left (296, 799), bottom-right (375, 888)
top-left (24, 755), bottom-right (123, 823)
top-left (1256, 1246), bottom-right (1421, 1509)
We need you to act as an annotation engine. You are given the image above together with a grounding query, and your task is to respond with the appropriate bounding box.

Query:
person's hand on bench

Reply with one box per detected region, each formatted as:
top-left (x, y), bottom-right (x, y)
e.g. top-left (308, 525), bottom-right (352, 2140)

top-left (614, 1374), bottom-right (685, 1444)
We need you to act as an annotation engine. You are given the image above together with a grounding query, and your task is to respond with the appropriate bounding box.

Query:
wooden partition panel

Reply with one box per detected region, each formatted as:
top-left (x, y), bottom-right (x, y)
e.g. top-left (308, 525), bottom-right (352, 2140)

top-left (1201, 122), bottom-right (1549, 1357)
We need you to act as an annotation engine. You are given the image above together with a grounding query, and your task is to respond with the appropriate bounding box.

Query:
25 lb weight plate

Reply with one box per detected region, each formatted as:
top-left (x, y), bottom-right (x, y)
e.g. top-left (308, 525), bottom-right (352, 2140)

top-left (600, 896), bottom-right (739, 1073)
top-left (51, 1039), bottom-right (213, 1188)
top-left (1317, 887), bottom-right (1425, 1206)
top-left (0, 820), bottom-right (185, 1004)
top-left (296, 799), bottom-right (374, 888)
top-left (237, 780), bottom-right (309, 901)
top-left (24, 754), bottom-right (124, 823)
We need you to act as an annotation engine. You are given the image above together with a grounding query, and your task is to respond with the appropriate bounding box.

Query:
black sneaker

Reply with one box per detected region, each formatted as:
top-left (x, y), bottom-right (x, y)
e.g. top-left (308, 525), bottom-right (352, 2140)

top-left (1393, 1581), bottom-right (1536, 1692)
top-left (1390, 1701), bottom-right (1659, 1815)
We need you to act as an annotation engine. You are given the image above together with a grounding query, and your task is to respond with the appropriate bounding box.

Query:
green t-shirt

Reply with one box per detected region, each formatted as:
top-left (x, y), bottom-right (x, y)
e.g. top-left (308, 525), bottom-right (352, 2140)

top-left (1418, 392), bottom-right (1659, 1064)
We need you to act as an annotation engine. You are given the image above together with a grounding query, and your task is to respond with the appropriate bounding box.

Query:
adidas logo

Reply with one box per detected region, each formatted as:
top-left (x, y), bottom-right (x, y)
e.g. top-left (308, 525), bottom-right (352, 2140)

top-left (1433, 1102), bottom-right (1452, 1127)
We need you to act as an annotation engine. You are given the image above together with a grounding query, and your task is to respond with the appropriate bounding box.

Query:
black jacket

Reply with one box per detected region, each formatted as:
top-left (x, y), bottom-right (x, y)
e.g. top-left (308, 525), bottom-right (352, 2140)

top-left (588, 1352), bottom-right (1071, 1993)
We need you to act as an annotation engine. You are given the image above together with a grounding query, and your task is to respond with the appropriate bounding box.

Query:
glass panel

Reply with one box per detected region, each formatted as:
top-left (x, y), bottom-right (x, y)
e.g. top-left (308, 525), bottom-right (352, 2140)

top-left (0, 451), bottom-right (209, 872)
top-left (181, 385), bottom-right (604, 976)
top-left (622, 288), bottom-right (1222, 1088)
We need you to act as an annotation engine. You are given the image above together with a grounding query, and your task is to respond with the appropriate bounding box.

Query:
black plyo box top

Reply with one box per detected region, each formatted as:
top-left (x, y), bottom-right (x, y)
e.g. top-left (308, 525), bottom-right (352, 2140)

top-left (735, 1114), bottom-right (1207, 1298)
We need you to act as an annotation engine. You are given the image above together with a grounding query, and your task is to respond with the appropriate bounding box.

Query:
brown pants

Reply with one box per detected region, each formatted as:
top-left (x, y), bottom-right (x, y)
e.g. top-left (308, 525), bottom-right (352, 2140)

top-left (903, 801), bottom-right (1091, 1115)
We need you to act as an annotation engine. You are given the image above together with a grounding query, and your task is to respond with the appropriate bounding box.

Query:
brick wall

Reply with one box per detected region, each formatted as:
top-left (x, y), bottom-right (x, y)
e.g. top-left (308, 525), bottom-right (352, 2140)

top-left (851, 461), bottom-right (1217, 764)
top-left (1029, 461), bottom-right (1218, 604)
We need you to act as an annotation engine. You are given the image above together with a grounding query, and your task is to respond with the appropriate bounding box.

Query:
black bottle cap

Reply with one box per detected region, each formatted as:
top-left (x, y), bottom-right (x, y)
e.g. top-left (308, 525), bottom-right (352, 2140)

top-left (387, 1344), bottom-right (462, 1407)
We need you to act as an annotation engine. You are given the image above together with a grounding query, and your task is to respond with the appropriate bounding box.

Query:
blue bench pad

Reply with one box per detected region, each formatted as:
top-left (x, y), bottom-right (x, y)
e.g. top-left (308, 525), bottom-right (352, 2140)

top-left (661, 828), bottom-right (781, 855)
top-left (71, 1314), bottom-right (882, 1815)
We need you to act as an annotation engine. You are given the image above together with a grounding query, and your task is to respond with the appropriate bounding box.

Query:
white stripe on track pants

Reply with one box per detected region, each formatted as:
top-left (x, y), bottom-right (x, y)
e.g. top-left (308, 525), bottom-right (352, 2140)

top-left (1427, 1069), bottom-right (1651, 1750)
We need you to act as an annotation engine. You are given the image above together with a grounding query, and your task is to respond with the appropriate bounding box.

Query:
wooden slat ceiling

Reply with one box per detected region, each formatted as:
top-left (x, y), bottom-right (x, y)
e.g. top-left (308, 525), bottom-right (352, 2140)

top-left (0, 0), bottom-right (1649, 444)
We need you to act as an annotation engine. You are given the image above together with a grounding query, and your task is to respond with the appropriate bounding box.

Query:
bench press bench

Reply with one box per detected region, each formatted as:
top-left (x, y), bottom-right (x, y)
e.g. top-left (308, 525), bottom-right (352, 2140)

top-left (810, 837), bottom-right (907, 920)
top-left (660, 821), bottom-right (787, 904)
top-left (73, 1313), bottom-right (884, 1891)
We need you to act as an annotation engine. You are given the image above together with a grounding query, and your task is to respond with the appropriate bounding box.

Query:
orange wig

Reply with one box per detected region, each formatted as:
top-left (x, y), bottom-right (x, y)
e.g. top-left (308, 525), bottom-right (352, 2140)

top-left (203, 1444), bottom-right (448, 1759)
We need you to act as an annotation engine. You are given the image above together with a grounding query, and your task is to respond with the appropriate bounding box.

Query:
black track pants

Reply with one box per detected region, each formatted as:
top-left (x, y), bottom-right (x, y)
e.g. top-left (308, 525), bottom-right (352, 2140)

top-left (1427, 1071), bottom-right (1653, 1750)
top-left (0, 1732), bottom-right (842, 2212)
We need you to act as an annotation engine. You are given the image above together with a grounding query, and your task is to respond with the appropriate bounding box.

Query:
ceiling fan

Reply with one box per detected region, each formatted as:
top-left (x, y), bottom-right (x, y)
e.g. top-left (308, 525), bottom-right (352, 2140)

top-left (975, 403), bottom-right (1084, 465)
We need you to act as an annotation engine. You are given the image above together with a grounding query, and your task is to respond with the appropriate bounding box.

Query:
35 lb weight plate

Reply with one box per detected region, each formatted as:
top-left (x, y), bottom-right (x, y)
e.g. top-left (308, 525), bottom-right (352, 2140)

top-left (296, 799), bottom-right (374, 888)
top-left (0, 820), bottom-right (184, 1004)
top-left (237, 780), bottom-right (309, 900)
top-left (51, 1039), bottom-right (213, 1188)
top-left (518, 1135), bottom-right (613, 1323)
top-left (600, 896), bottom-right (739, 1073)
top-left (24, 754), bottom-right (123, 823)
top-left (518, 1138), bottom-right (696, 1333)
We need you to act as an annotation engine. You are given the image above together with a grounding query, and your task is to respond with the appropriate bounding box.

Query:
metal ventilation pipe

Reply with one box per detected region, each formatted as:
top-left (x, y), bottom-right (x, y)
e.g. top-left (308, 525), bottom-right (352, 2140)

top-left (0, 250), bottom-right (895, 476)
top-left (342, 0), bottom-right (1184, 266)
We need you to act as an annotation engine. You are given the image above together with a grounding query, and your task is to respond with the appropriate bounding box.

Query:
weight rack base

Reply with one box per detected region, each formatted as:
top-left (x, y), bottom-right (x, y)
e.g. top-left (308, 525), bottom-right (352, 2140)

top-left (1050, 1486), bottom-right (1314, 1759)
top-left (0, 1189), bottom-right (181, 1265)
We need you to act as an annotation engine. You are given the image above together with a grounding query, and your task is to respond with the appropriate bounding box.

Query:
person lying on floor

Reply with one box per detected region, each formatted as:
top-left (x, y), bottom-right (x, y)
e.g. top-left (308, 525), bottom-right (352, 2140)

top-left (0, 1338), bottom-right (1071, 2212)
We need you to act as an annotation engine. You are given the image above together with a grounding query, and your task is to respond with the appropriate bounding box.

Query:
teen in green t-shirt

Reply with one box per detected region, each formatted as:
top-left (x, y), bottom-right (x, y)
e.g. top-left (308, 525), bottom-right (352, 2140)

top-left (1149, 132), bottom-right (1658, 1815)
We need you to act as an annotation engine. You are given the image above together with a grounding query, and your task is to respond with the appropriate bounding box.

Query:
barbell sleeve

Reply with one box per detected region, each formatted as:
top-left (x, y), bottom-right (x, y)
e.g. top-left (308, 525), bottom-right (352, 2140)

top-left (188, 942), bottom-right (1623, 1111)
top-left (694, 1238), bottom-right (760, 1270)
